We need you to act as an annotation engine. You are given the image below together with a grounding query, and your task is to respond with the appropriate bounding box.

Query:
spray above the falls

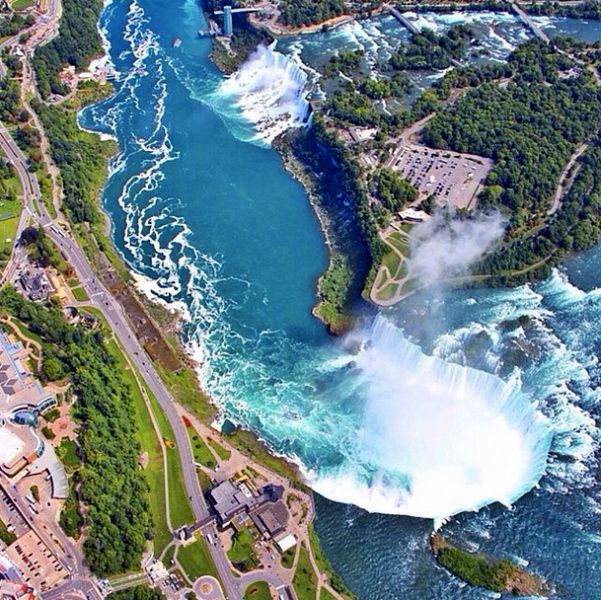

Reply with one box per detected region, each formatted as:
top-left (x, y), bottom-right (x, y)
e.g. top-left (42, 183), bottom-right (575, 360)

top-left (311, 315), bottom-right (553, 522)
top-left (216, 44), bottom-right (311, 145)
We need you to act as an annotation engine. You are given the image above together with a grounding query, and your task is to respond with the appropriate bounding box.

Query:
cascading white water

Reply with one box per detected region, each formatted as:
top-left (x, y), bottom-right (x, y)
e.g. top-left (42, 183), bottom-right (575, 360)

top-left (312, 315), bottom-right (553, 522)
top-left (216, 44), bottom-right (310, 144)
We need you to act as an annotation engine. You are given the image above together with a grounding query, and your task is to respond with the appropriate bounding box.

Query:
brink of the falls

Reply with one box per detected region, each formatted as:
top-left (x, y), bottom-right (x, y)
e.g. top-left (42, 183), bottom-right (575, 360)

top-left (215, 44), bottom-right (310, 145)
top-left (312, 315), bottom-right (553, 522)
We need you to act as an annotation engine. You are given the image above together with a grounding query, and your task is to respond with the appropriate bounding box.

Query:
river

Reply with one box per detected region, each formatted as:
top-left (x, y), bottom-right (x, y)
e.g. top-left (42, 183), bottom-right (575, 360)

top-left (80, 2), bottom-right (601, 598)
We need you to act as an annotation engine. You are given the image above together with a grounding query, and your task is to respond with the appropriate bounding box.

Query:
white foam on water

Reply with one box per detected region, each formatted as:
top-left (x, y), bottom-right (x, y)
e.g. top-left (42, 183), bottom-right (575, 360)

top-left (210, 44), bottom-right (310, 145)
top-left (312, 315), bottom-right (553, 521)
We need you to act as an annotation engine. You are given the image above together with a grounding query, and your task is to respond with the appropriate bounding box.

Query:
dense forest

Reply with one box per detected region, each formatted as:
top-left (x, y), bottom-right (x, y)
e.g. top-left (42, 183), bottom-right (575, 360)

top-left (0, 13), bottom-right (34, 38)
top-left (422, 42), bottom-right (600, 226)
top-left (420, 40), bottom-right (601, 283)
top-left (278, 0), bottom-right (345, 27)
top-left (33, 94), bottom-right (109, 224)
top-left (376, 169), bottom-right (417, 212)
top-left (0, 287), bottom-right (153, 576)
top-left (526, 0), bottom-right (601, 19)
top-left (390, 25), bottom-right (474, 71)
top-left (32, 0), bottom-right (103, 98)
top-left (109, 586), bottom-right (165, 600)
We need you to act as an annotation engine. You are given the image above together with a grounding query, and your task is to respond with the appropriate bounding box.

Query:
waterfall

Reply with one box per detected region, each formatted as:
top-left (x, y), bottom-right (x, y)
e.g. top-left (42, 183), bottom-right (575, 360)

top-left (312, 315), bottom-right (553, 522)
top-left (216, 44), bottom-right (311, 145)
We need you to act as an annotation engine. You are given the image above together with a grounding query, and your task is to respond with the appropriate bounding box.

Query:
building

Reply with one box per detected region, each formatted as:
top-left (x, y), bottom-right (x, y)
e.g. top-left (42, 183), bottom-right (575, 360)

top-left (18, 271), bottom-right (54, 303)
top-left (274, 533), bottom-right (297, 554)
top-left (207, 479), bottom-right (289, 538)
top-left (0, 332), bottom-right (57, 413)
top-left (0, 333), bottom-right (66, 498)
top-left (0, 551), bottom-right (35, 600)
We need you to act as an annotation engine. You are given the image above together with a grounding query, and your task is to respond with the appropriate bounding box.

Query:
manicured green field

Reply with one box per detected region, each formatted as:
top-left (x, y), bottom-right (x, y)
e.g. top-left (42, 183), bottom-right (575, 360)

top-left (11, 0), bottom-right (35, 10)
top-left (243, 581), bottom-right (271, 600)
top-left (281, 546), bottom-right (296, 569)
top-left (293, 544), bottom-right (318, 600)
top-left (227, 528), bottom-right (259, 572)
top-left (187, 427), bottom-right (217, 469)
top-left (71, 286), bottom-right (89, 302)
top-left (0, 215), bottom-right (18, 256)
top-left (57, 438), bottom-right (81, 471)
top-left (144, 386), bottom-right (195, 528)
top-left (177, 536), bottom-right (219, 582)
top-left (208, 438), bottom-right (231, 461)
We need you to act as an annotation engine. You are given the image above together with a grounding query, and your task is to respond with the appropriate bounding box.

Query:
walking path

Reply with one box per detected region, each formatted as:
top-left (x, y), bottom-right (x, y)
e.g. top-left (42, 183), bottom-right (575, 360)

top-left (548, 142), bottom-right (588, 215)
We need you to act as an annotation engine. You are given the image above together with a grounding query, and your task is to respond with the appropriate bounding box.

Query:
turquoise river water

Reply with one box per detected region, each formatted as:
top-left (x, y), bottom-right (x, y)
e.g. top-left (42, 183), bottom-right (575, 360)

top-left (80, 2), bottom-right (601, 597)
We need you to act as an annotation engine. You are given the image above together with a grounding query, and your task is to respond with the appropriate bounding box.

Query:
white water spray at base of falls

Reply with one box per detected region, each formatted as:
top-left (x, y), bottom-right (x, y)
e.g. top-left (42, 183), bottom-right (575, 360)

top-left (312, 316), bottom-right (553, 522)
top-left (213, 44), bottom-right (310, 145)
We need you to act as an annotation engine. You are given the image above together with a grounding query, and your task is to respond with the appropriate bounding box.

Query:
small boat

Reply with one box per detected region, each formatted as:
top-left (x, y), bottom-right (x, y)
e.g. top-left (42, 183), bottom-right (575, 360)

top-left (172, 37), bottom-right (182, 48)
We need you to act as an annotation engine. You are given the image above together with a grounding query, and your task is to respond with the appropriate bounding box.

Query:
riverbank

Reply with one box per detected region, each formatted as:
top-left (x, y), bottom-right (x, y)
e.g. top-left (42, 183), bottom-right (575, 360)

top-left (431, 534), bottom-right (553, 597)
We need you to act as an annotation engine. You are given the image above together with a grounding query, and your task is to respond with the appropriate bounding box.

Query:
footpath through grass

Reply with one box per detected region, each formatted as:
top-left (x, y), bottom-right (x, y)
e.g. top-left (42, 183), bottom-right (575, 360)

top-left (177, 536), bottom-right (219, 582)
top-left (293, 544), bottom-right (318, 600)
top-left (104, 337), bottom-right (171, 555)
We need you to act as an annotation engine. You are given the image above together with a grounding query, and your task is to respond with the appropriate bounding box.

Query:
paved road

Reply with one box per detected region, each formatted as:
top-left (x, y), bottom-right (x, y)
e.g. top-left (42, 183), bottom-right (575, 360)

top-left (0, 70), bottom-right (246, 600)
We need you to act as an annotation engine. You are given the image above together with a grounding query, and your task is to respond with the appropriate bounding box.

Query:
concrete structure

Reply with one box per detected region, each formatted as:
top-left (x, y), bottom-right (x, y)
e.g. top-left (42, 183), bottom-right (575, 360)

top-left (0, 332), bottom-right (56, 412)
top-left (223, 5), bottom-right (233, 37)
top-left (274, 533), bottom-right (297, 554)
top-left (18, 270), bottom-right (54, 303)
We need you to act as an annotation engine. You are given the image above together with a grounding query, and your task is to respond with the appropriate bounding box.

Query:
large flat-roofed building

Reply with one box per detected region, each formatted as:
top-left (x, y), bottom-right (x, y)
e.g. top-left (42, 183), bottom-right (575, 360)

top-left (208, 479), bottom-right (290, 539)
top-left (4, 530), bottom-right (68, 592)
top-left (0, 332), bottom-right (56, 413)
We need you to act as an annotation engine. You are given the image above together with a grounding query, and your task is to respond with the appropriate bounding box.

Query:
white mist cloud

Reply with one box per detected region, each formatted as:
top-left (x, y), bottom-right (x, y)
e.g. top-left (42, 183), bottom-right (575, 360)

top-left (408, 210), bottom-right (506, 286)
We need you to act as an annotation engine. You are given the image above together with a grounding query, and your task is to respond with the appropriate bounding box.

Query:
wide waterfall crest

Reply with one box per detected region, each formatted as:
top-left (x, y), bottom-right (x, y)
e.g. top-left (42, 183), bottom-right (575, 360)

top-left (215, 44), bottom-right (310, 145)
top-left (312, 315), bottom-right (553, 521)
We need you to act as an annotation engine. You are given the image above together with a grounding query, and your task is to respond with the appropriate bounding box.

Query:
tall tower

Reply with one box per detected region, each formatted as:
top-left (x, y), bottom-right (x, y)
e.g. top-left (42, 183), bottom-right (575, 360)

top-left (224, 5), bottom-right (233, 37)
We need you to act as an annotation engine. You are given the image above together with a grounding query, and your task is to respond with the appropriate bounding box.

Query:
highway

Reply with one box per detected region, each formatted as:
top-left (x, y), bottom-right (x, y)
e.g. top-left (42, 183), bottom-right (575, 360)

top-left (0, 48), bottom-right (247, 600)
top-left (0, 1), bottom-right (289, 598)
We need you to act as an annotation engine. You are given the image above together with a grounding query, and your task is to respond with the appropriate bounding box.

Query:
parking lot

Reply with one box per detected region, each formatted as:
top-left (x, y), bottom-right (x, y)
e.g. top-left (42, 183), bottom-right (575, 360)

top-left (391, 144), bottom-right (493, 210)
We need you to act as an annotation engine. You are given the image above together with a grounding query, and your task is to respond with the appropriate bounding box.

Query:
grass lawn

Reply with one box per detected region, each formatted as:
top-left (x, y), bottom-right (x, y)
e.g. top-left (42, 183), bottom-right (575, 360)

top-left (386, 233), bottom-right (410, 256)
top-left (57, 438), bottom-right (81, 471)
top-left (292, 544), bottom-right (318, 600)
top-left (0, 215), bottom-right (18, 256)
top-left (381, 248), bottom-right (401, 275)
top-left (281, 547), bottom-right (296, 569)
top-left (197, 470), bottom-right (213, 492)
top-left (376, 282), bottom-right (398, 302)
top-left (177, 536), bottom-right (219, 582)
top-left (145, 386), bottom-right (195, 528)
top-left (162, 544), bottom-right (176, 567)
top-left (10, 318), bottom-right (43, 346)
top-left (104, 337), bottom-right (172, 554)
top-left (227, 528), bottom-right (259, 572)
top-left (11, 0), bottom-right (35, 10)
top-left (243, 581), bottom-right (271, 600)
top-left (187, 427), bottom-right (217, 469)
top-left (320, 589), bottom-right (338, 600)
top-left (71, 286), bottom-right (89, 302)
top-left (208, 438), bottom-right (231, 461)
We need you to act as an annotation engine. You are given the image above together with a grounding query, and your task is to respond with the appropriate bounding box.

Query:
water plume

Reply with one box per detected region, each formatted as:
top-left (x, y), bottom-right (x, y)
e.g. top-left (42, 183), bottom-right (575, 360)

top-left (409, 210), bottom-right (506, 287)
top-left (312, 315), bottom-right (553, 522)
